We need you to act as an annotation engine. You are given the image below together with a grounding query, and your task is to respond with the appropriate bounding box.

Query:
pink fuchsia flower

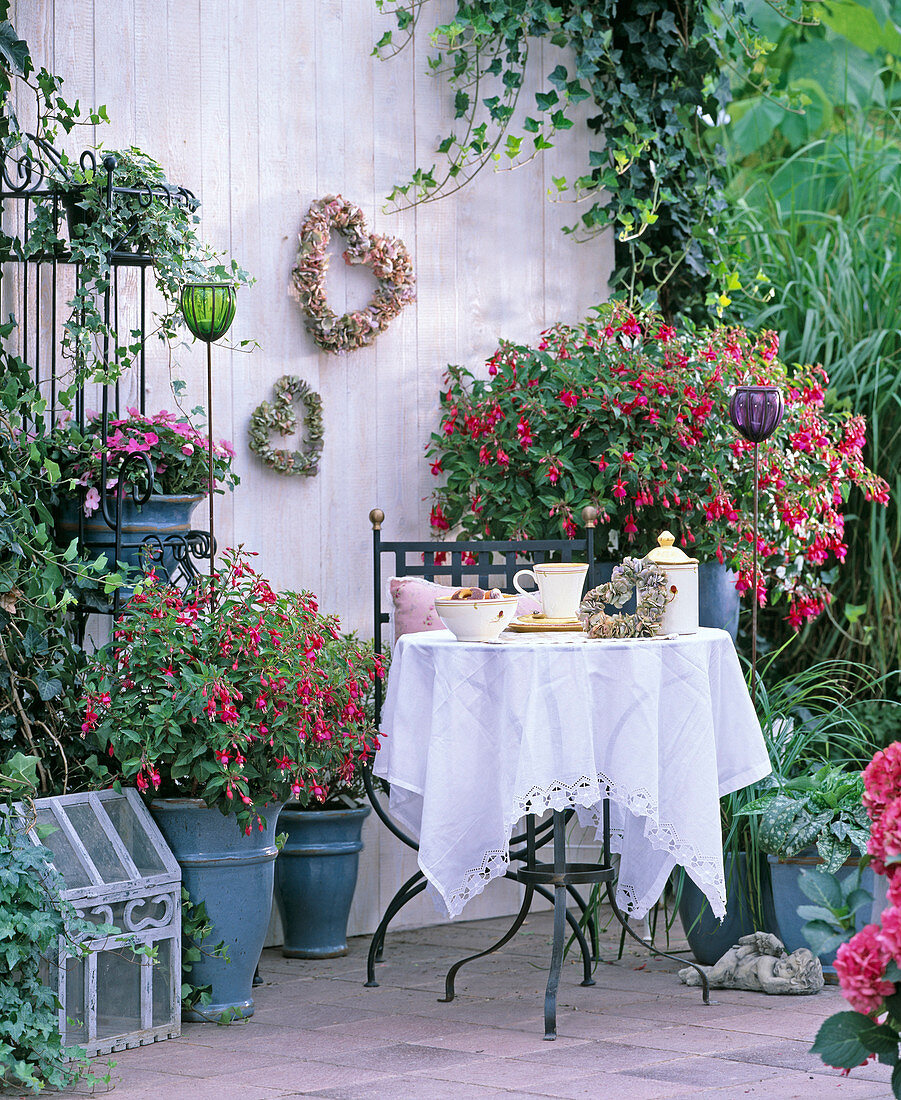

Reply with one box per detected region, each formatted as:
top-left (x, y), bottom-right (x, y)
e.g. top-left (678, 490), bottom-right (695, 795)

top-left (182, 444), bottom-right (195, 456)
top-left (864, 743), bottom-right (901, 820)
top-left (868, 796), bottom-right (901, 875)
top-left (834, 924), bottom-right (895, 1015)
top-left (83, 487), bottom-right (101, 516)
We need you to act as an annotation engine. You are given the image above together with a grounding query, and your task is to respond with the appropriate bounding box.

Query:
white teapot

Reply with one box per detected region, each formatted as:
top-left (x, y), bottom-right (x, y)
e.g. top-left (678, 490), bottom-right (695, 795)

top-left (644, 531), bottom-right (698, 635)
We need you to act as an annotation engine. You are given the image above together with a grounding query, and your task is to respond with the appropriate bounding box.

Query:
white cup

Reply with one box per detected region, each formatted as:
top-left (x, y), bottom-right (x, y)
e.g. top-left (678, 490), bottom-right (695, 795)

top-left (512, 562), bottom-right (589, 620)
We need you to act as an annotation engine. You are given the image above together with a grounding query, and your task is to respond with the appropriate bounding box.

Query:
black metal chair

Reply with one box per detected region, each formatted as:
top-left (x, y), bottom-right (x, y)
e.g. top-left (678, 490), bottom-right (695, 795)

top-left (363, 505), bottom-right (601, 987)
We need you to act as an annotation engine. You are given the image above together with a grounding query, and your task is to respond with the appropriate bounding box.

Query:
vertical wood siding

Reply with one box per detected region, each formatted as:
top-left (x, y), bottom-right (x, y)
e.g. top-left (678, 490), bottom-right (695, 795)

top-left (13, 0), bottom-right (611, 934)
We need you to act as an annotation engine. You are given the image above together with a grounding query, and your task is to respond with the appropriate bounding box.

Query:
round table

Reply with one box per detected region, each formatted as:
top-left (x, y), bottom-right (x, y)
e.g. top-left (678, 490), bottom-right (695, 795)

top-left (375, 627), bottom-right (771, 922)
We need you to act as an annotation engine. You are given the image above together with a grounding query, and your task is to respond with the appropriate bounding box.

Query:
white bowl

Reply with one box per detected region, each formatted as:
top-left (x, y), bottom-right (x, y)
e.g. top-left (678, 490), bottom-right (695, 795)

top-left (434, 594), bottom-right (519, 642)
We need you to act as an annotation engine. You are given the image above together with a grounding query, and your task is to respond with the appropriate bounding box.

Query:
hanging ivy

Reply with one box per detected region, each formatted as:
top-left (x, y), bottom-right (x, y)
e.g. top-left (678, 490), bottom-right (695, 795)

top-left (374, 0), bottom-right (767, 320)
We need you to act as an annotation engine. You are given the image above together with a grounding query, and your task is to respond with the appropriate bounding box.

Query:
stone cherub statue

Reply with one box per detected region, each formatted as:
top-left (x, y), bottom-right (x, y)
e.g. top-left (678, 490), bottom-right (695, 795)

top-left (678, 932), bottom-right (824, 995)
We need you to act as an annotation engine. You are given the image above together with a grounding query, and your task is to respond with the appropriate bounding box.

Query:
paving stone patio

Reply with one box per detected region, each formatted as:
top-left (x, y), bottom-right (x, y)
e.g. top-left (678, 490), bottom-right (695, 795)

top-left (39, 907), bottom-right (897, 1098)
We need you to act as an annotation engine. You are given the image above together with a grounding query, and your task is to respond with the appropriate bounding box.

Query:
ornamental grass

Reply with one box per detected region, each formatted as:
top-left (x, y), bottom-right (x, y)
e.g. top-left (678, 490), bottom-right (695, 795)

top-left (427, 301), bottom-right (889, 631)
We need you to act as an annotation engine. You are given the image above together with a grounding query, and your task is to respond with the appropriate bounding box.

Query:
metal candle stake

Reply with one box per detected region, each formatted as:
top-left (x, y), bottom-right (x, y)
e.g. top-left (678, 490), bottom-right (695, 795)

top-left (178, 282), bottom-right (237, 591)
top-left (728, 385), bottom-right (784, 701)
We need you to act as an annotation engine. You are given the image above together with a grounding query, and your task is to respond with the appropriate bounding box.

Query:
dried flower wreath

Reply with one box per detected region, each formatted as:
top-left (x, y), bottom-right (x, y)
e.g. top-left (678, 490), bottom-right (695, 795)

top-left (248, 374), bottom-right (323, 477)
top-left (579, 557), bottom-right (670, 639)
top-left (290, 194), bottom-right (416, 354)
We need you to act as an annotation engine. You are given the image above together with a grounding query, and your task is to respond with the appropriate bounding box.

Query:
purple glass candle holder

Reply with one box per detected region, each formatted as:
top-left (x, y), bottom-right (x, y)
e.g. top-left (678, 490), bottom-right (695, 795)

top-left (728, 386), bottom-right (784, 444)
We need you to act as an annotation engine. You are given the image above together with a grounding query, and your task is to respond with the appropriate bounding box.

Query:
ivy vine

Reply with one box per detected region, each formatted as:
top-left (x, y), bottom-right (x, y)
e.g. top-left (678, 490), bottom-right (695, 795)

top-left (374, 0), bottom-right (764, 320)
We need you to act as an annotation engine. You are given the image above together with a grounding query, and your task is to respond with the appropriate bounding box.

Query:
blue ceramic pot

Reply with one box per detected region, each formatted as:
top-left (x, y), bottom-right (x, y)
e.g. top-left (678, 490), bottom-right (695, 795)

top-left (768, 850), bottom-right (874, 976)
top-left (678, 853), bottom-right (777, 966)
top-left (698, 561), bottom-right (740, 640)
top-left (151, 799), bottom-right (281, 1022)
top-left (275, 805), bottom-right (370, 958)
top-left (57, 493), bottom-right (204, 585)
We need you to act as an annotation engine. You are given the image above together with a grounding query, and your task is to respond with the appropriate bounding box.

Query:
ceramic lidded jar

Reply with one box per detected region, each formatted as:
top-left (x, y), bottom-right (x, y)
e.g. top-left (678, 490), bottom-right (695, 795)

top-left (645, 531), bottom-right (699, 635)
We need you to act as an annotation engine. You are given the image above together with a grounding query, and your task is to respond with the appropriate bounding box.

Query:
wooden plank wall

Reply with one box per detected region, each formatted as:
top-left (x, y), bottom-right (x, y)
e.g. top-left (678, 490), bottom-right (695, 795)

top-left (12, 0), bottom-right (611, 934)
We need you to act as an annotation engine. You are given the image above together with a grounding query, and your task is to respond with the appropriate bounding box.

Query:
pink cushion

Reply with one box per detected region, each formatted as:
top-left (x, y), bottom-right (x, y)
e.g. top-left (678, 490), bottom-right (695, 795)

top-left (389, 576), bottom-right (541, 644)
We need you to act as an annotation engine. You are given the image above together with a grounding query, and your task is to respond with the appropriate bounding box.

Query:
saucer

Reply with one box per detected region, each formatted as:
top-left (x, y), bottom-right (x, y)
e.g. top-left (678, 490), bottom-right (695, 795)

top-left (507, 614), bottom-right (584, 633)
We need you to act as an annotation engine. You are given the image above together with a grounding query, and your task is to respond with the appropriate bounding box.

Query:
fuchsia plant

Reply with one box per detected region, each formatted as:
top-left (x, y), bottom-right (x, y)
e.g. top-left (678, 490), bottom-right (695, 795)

top-left (81, 548), bottom-right (382, 832)
top-left (427, 302), bottom-right (889, 629)
top-left (812, 744), bottom-right (901, 1092)
top-left (53, 407), bottom-right (239, 515)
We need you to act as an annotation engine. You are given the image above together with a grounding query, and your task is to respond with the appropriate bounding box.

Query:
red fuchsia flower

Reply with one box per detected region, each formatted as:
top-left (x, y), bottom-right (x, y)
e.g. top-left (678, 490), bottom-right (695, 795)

top-left (497, 448), bottom-right (510, 471)
top-left (864, 744), bottom-right (901, 820)
top-left (834, 924), bottom-right (895, 1015)
top-left (430, 503), bottom-right (450, 531)
top-left (429, 458), bottom-right (443, 475)
top-left (424, 304), bottom-right (887, 628)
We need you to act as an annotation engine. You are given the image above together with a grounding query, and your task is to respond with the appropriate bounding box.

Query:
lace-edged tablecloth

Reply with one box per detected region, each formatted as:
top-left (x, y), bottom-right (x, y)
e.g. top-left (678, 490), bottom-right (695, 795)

top-left (374, 627), bottom-right (771, 921)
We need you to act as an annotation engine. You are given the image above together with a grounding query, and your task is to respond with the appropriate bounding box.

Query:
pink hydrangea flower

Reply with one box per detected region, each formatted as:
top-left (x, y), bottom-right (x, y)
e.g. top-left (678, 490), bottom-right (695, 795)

top-left (878, 906), bottom-right (901, 966)
top-left (864, 743), bottom-right (901, 820)
top-left (835, 924), bottom-right (894, 1015)
top-left (868, 796), bottom-right (901, 876)
top-left (889, 874), bottom-right (901, 909)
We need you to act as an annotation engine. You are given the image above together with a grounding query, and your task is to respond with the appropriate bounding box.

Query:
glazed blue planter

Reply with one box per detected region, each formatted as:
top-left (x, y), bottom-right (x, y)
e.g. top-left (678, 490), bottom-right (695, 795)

top-left (698, 561), bottom-right (740, 640)
top-left (275, 805), bottom-right (370, 958)
top-left (151, 799), bottom-right (281, 1022)
top-left (768, 850), bottom-right (874, 974)
top-left (57, 493), bottom-right (204, 585)
top-left (678, 853), bottom-right (777, 966)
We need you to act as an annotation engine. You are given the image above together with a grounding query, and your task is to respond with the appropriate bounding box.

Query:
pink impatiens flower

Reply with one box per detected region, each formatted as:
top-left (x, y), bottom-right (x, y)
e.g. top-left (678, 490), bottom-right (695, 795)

top-left (83, 487), bottom-right (101, 516)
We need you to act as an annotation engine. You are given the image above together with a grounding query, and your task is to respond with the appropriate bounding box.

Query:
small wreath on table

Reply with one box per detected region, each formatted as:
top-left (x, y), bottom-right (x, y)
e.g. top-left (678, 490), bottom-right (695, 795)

top-left (579, 557), bottom-right (671, 639)
top-left (290, 194), bottom-right (416, 355)
top-left (248, 375), bottom-right (323, 477)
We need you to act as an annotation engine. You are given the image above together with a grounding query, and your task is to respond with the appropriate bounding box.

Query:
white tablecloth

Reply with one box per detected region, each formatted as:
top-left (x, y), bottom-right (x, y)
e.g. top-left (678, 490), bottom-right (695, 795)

top-left (374, 627), bottom-right (770, 921)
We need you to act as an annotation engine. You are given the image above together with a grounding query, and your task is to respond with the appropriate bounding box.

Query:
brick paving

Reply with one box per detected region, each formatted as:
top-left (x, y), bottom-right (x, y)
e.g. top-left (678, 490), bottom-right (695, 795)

top-left (37, 908), bottom-right (895, 1098)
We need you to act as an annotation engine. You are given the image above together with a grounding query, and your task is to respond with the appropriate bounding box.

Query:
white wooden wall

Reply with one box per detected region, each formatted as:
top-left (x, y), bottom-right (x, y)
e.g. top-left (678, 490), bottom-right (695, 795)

top-left (14, 0), bottom-right (611, 935)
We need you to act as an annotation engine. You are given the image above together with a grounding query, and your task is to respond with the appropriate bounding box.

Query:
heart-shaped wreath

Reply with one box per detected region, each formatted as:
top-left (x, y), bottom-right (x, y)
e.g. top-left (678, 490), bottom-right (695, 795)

top-left (579, 557), bottom-right (671, 639)
top-left (248, 375), bottom-right (323, 477)
top-left (290, 194), bottom-right (416, 354)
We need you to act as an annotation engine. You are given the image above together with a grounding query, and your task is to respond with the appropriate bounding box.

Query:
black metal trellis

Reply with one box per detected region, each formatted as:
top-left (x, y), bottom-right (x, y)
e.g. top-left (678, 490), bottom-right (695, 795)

top-left (1, 134), bottom-right (212, 617)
